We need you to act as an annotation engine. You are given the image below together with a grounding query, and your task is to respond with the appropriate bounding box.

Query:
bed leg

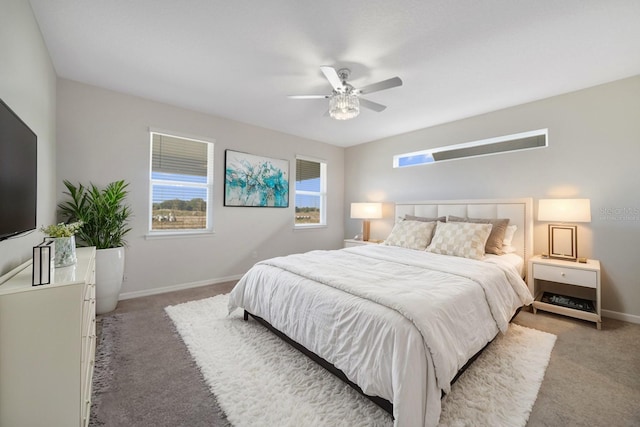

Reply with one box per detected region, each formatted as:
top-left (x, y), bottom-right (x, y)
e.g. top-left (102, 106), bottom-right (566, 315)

top-left (243, 310), bottom-right (248, 321)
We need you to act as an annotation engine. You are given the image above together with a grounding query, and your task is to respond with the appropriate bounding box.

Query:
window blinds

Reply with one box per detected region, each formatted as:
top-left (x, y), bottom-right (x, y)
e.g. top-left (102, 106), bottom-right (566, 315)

top-left (296, 159), bottom-right (321, 191)
top-left (152, 133), bottom-right (208, 177)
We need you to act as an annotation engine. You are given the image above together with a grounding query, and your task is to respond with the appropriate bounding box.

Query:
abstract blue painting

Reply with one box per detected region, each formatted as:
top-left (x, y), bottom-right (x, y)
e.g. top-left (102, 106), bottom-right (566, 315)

top-left (224, 150), bottom-right (289, 207)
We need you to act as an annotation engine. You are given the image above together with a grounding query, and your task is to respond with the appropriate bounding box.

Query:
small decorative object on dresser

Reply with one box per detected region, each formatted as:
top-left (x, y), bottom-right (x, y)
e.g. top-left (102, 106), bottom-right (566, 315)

top-left (528, 255), bottom-right (601, 329)
top-left (32, 239), bottom-right (55, 285)
top-left (41, 221), bottom-right (83, 267)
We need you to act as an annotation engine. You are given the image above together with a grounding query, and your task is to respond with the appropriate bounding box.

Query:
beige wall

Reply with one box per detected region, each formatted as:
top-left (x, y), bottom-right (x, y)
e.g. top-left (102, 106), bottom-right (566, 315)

top-left (0, 0), bottom-right (57, 276)
top-left (345, 75), bottom-right (640, 320)
top-left (56, 79), bottom-right (345, 297)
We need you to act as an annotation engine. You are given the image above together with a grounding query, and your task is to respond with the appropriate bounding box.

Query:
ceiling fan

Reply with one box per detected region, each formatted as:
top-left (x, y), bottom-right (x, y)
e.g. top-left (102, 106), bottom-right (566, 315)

top-left (288, 66), bottom-right (403, 120)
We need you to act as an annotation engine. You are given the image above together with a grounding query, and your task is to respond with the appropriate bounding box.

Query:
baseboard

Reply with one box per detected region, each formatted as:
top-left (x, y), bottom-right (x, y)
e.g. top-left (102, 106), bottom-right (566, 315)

top-left (118, 274), bottom-right (243, 301)
top-left (602, 309), bottom-right (640, 325)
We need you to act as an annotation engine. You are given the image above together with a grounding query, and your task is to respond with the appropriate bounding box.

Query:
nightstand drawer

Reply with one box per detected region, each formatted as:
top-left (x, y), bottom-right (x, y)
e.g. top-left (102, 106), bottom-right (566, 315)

top-left (533, 264), bottom-right (597, 288)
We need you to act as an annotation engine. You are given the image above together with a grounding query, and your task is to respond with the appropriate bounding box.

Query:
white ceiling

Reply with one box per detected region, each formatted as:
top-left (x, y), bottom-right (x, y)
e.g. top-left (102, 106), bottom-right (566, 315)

top-left (29, 0), bottom-right (640, 147)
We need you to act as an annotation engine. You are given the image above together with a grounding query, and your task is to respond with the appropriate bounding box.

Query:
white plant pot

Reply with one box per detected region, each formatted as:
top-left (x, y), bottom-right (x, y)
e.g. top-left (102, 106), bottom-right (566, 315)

top-left (95, 247), bottom-right (125, 314)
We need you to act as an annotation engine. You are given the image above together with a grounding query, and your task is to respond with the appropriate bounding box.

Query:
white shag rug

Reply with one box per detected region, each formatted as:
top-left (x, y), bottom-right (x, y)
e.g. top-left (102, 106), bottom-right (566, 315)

top-left (165, 294), bottom-right (556, 427)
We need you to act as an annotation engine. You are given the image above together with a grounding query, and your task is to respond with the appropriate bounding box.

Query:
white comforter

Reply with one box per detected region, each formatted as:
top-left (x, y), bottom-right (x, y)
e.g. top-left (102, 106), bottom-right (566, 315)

top-left (228, 245), bottom-right (533, 427)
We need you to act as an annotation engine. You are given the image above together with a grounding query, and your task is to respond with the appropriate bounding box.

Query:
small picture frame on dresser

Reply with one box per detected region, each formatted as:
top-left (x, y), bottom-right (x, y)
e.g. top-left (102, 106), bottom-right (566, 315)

top-left (32, 240), bottom-right (55, 286)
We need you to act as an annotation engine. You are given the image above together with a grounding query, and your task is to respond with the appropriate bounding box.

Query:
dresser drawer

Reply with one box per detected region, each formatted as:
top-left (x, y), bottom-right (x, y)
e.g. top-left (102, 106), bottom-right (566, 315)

top-left (533, 263), bottom-right (597, 288)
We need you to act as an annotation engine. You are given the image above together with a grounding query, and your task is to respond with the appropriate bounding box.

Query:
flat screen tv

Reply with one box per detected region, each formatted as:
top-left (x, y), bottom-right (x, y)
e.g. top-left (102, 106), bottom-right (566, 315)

top-left (0, 98), bottom-right (37, 241)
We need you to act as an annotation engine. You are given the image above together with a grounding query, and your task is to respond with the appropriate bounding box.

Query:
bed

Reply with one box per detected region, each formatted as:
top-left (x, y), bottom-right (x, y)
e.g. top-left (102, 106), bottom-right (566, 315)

top-left (228, 198), bottom-right (534, 426)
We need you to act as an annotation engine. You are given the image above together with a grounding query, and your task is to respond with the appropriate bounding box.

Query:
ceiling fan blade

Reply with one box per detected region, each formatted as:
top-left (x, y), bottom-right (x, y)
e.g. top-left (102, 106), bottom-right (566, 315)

top-left (358, 77), bottom-right (403, 95)
top-left (320, 66), bottom-right (343, 91)
top-left (359, 98), bottom-right (387, 112)
top-left (288, 95), bottom-right (329, 99)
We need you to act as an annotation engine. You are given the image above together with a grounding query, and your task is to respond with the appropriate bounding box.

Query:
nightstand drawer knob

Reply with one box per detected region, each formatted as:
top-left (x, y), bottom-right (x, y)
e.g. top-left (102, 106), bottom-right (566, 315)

top-left (561, 272), bottom-right (566, 277)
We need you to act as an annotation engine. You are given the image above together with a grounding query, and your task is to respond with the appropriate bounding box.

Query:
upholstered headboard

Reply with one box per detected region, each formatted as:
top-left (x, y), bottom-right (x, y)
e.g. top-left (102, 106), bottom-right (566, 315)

top-left (395, 198), bottom-right (533, 273)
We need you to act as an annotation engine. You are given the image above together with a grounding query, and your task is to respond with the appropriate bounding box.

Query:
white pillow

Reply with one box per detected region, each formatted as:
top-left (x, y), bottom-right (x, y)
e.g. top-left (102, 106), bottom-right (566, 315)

top-left (426, 221), bottom-right (493, 260)
top-left (502, 244), bottom-right (517, 254)
top-left (384, 220), bottom-right (437, 250)
top-left (503, 225), bottom-right (517, 246)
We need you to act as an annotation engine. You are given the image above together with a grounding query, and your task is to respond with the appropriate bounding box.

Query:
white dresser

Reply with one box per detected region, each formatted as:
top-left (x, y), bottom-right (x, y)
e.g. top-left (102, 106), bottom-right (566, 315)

top-left (0, 247), bottom-right (96, 427)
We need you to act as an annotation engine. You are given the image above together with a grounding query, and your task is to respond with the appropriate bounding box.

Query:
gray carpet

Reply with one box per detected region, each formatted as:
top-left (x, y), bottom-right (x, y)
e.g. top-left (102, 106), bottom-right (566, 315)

top-left (90, 283), bottom-right (235, 427)
top-left (90, 282), bottom-right (640, 426)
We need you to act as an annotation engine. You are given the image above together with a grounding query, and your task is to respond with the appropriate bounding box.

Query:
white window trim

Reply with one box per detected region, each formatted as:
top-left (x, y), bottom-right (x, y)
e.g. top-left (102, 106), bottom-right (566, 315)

top-left (147, 128), bottom-right (215, 237)
top-left (294, 155), bottom-right (327, 228)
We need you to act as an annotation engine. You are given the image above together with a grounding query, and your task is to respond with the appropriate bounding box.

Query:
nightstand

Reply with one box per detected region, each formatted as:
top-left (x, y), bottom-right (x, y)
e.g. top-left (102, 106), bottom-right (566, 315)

top-left (343, 239), bottom-right (382, 248)
top-left (528, 255), bottom-right (601, 329)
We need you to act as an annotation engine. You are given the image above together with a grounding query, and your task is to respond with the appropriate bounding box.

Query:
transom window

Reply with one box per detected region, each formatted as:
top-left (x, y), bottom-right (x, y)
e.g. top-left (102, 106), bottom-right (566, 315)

top-left (393, 129), bottom-right (548, 168)
top-left (149, 130), bottom-right (214, 233)
top-left (295, 156), bottom-right (327, 227)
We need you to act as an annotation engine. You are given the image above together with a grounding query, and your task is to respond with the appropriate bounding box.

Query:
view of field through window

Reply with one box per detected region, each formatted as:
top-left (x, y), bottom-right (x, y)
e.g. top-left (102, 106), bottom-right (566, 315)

top-left (152, 179), bottom-right (207, 230)
top-left (295, 196), bottom-right (320, 224)
top-left (295, 158), bottom-right (323, 225)
top-left (151, 133), bottom-right (211, 231)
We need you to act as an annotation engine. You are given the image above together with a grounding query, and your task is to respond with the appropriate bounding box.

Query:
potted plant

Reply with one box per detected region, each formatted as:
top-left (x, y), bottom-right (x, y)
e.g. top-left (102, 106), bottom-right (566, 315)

top-left (58, 180), bottom-right (132, 314)
top-left (40, 221), bottom-right (84, 267)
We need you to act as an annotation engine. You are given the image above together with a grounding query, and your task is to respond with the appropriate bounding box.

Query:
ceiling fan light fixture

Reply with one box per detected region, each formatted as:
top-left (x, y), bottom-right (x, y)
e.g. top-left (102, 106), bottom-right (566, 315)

top-left (290, 66), bottom-right (401, 119)
top-left (329, 92), bottom-right (359, 120)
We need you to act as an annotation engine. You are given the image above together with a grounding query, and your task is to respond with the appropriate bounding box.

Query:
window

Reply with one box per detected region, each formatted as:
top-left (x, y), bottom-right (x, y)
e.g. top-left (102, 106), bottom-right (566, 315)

top-left (149, 131), bottom-right (214, 233)
top-left (393, 129), bottom-right (548, 168)
top-left (295, 156), bottom-right (327, 227)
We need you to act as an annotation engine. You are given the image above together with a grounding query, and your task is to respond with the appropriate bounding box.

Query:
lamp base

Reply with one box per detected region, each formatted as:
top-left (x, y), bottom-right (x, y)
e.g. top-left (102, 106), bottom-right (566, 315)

top-left (548, 255), bottom-right (578, 262)
top-left (362, 220), bottom-right (371, 242)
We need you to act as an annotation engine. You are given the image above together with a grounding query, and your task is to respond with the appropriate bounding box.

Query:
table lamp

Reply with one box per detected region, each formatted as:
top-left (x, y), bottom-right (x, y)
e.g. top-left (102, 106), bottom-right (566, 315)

top-left (350, 202), bottom-right (383, 242)
top-left (538, 199), bottom-right (591, 261)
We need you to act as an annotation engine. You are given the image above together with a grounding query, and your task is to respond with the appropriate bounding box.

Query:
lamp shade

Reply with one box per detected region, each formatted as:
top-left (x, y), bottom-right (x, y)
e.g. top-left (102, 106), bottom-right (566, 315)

top-left (538, 199), bottom-right (591, 222)
top-left (350, 202), bottom-right (383, 219)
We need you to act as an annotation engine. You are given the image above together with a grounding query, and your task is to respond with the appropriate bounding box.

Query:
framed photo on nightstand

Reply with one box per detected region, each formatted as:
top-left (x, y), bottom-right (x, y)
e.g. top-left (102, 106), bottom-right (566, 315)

top-left (548, 224), bottom-right (577, 261)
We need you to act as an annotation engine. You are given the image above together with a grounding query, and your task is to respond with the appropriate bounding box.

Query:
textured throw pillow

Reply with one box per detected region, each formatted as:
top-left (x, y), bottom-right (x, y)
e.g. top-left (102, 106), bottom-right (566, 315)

top-left (426, 221), bottom-right (493, 260)
top-left (404, 214), bottom-right (446, 223)
top-left (448, 216), bottom-right (510, 255)
top-left (384, 220), bottom-right (437, 250)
